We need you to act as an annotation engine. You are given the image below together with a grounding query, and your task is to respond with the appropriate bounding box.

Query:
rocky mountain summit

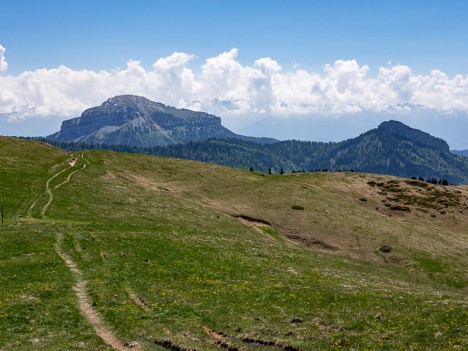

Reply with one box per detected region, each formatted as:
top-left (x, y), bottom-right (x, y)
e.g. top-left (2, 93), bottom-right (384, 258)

top-left (48, 95), bottom-right (275, 146)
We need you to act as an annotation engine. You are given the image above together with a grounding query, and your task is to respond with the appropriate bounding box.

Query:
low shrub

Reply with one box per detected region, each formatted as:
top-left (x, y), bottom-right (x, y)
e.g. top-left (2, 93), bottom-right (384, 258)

top-left (390, 205), bottom-right (411, 212)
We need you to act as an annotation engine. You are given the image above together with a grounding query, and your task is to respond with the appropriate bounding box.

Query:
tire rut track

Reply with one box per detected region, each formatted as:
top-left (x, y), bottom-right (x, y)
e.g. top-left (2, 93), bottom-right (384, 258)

top-left (40, 167), bottom-right (69, 218)
top-left (27, 166), bottom-right (69, 218)
top-left (28, 154), bottom-right (88, 218)
top-left (54, 163), bottom-right (86, 190)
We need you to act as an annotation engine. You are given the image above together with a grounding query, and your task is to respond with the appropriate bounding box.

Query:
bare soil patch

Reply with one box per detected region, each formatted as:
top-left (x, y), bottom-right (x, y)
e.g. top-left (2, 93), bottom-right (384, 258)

top-left (126, 287), bottom-right (152, 311)
top-left (285, 232), bottom-right (339, 251)
top-left (235, 215), bottom-right (271, 226)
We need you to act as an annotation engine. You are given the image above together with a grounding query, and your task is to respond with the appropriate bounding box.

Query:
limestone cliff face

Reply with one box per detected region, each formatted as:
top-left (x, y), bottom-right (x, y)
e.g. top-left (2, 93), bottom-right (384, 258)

top-left (48, 95), bottom-right (239, 146)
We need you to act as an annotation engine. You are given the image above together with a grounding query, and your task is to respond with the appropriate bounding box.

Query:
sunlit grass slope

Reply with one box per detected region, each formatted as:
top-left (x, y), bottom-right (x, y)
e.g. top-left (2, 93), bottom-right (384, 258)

top-left (0, 137), bottom-right (67, 217)
top-left (1, 137), bottom-right (467, 350)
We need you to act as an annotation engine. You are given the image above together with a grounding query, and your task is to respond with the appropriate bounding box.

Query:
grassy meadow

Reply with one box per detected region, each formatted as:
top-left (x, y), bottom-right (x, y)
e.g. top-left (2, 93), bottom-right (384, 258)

top-left (0, 136), bottom-right (467, 350)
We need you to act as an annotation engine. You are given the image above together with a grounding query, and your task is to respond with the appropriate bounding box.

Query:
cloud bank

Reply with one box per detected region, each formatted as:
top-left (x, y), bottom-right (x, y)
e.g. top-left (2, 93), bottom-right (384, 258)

top-left (1, 47), bottom-right (468, 122)
top-left (0, 45), bottom-right (8, 72)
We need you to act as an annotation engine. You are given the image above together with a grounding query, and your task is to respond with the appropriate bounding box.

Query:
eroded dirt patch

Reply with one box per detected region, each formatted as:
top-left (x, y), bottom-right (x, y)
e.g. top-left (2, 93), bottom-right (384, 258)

top-left (202, 327), bottom-right (302, 351)
top-left (153, 339), bottom-right (198, 351)
top-left (126, 287), bottom-right (152, 311)
top-left (284, 230), bottom-right (338, 251)
top-left (235, 215), bottom-right (271, 226)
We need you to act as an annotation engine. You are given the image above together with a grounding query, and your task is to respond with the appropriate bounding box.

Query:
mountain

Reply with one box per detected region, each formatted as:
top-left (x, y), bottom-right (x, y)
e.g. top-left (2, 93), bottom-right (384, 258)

top-left (279, 120), bottom-right (468, 184)
top-left (43, 119), bottom-right (468, 184)
top-left (320, 120), bottom-right (468, 182)
top-left (47, 95), bottom-right (276, 146)
top-left (452, 149), bottom-right (468, 157)
top-left (44, 96), bottom-right (468, 184)
top-left (238, 109), bottom-right (468, 150)
top-left (375, 120), bottom-right (449, 152)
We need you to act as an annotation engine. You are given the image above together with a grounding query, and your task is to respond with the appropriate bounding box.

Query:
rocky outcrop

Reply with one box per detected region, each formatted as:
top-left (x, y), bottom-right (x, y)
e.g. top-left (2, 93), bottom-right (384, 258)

top-left (48, 95), bottom-right (275, 146)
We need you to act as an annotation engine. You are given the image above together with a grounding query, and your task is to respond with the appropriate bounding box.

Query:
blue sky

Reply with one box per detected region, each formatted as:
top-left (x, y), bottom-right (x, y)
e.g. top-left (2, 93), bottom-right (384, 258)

top-left (3, 0), bottom-right (468, 75)
top-left (1, 0), bottom-right (468, 148)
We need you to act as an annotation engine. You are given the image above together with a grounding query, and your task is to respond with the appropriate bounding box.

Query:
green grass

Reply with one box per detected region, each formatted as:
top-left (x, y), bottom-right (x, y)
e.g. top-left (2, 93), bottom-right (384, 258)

top-left (1, 137), bottom-right (467, 350)
top-left (0, 137), bottom-right (67, 221)
top-left (0, 224), bottom-right (110, 350)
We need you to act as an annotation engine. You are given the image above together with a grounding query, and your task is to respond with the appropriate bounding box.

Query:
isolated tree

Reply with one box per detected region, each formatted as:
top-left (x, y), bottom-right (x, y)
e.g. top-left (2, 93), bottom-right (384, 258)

top-left (280, 167), bottom-right (284, 175)
top-left (249, 166), bottom-right (254, 172)
top-left (268, 167), bottom-right (272, 174)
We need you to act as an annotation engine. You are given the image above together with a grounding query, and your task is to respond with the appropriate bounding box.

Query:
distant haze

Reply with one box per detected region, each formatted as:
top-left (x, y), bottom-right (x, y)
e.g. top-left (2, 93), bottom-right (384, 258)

top-left (225, 110), bottom-right (468, 150)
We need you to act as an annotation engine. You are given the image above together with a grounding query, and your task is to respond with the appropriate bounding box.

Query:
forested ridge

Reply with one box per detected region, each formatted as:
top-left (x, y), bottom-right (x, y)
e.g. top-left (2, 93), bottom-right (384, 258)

top-left (29, 122), bottom-right (468, 184)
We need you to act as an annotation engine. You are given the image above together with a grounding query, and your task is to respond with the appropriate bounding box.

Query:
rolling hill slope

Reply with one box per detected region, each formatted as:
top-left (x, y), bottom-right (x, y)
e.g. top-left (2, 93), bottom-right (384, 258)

top-left (1, 136), bottom-right (467, 350)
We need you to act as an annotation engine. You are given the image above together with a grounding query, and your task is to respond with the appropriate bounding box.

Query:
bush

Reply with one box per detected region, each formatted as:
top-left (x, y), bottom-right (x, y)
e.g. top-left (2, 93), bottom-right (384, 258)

top-left (390, 205), bottom-right (411, 212)
top-left (404, 180), bottom-right (428, 188)
top-left (379, 245), bottom-right (392, 253)
top-left (291, 205), bottom-right (305, 210)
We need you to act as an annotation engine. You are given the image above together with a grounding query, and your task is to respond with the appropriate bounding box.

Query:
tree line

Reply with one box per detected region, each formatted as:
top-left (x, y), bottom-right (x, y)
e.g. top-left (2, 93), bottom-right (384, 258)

top-left (25, 134), bottom-right (468, 184)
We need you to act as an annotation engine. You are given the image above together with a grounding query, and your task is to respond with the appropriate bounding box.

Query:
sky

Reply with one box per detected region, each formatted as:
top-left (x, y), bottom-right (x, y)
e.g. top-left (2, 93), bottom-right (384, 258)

top-left (1, 0), bottom-right (468, 148)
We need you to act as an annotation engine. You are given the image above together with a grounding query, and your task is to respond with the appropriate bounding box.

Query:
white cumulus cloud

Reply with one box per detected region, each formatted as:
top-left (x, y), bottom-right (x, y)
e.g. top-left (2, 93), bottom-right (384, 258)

top-left (0, 44), bottom-right (8, 71)
top-left (1, 48), bottom-right (468, 124)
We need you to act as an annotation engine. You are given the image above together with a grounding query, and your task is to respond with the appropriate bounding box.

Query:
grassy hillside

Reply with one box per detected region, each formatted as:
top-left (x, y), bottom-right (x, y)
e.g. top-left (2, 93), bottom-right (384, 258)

top-left (0, 137), bottom-right (67, 217)
top-left (1, 136), bottom-right (467, 350)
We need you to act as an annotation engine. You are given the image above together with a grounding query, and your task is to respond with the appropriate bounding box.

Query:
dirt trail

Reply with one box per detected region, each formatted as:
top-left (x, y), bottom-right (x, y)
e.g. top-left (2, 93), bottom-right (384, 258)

top-left (43, 167), bottom-right (71, 217)
top-left (27, 154), bottom-right (88, 218)
top-left (27, 167), bottom-right (68, 218)
top-left (42, 163), bottom-right (89, 217)
top-left (44, 157), bottom-right (139, 350)
top-left (55, 233), bottom-right (140, 351)
top-left (54, 164), bottom-right (86, 190)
